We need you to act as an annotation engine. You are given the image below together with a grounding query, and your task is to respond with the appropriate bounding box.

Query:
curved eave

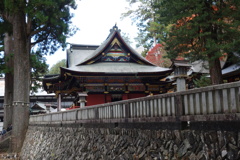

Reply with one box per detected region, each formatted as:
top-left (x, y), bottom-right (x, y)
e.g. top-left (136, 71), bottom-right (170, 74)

top-left (42, 74), bottom-right (62, 91)
top-left (60, 66), bottom-right (173, 77)
top-left (222, 64), bottom-right (240, 79)
top-left (42, 74), bottom-right (61, 83)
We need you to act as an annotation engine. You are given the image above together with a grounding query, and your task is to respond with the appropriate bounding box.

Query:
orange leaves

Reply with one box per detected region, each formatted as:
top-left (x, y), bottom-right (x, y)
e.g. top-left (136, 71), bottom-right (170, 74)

top-left (175, 14), bottom-right (197, 28)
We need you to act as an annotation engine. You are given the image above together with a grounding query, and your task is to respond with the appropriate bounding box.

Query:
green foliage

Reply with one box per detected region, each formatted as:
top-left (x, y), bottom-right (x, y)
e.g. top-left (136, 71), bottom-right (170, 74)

top-left (193, 76), bottom-right (211, 88)
top-left (1, 0), bottom-right (78, 54)
top-left (30, 50), bottom-right (49, 94)
top-left (122, 0), bottom-right (157, 52)
top-left (0, 19), bottom-right (12, 55)
top-left (154, 0), bottom-right (240, 61)
top-left (0, 3), bottom-right (13, 76)
top-left (48, 59), bottom-right (66, 74)
top-left (121, 32), bottom-right (133, 45)
top-left (141, 50), bottom-right (147, 57)
top-left (27, 0), bottom-right (78, 55)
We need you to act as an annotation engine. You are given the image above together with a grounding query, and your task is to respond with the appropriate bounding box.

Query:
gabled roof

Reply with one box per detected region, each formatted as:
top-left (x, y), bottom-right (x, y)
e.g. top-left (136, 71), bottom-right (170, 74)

top-left (66, 25), bottom-right (156, 68)
top-left (31, 102), bottom-right (46, 111)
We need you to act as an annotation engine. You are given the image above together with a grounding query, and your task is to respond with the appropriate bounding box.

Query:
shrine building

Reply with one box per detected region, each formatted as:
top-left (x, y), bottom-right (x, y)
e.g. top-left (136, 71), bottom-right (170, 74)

top-left (42, 25), bottom-right (173, 109)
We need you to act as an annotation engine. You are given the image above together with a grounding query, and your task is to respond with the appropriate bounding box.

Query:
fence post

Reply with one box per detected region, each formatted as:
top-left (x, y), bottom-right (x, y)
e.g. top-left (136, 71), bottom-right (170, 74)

top-left (95, 107), bottom-right (99, 120)
top-left (175, 95), bottom-right (183, 121)
top-left (125, 103), bottom-right (130, 118)
top-left (75, 110), bottom-right (78, 121)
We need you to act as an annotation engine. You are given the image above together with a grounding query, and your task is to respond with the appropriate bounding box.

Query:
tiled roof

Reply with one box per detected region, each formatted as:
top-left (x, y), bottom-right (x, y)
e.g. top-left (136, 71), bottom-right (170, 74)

top-left (63, 62), bottom-right (171, 73)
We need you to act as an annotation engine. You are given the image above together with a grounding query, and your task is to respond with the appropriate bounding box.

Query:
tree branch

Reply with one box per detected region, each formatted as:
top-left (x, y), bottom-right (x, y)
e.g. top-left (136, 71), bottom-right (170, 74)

top-left (29, 25), bottom-right (48, 38)
top-left (31, 32), bottom-right (51, 46)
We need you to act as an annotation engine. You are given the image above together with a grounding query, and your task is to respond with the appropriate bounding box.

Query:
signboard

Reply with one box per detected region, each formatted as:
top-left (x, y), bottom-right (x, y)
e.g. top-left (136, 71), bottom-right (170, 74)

top-left (85, 86), bottom-right (105, 92)
top-left (107, 86), bottom-right (125, 92)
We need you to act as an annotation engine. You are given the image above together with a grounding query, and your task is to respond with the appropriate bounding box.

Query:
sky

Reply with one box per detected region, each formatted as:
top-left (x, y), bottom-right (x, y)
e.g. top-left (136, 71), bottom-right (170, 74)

top-left (46, 0), bottom-right (139, 68)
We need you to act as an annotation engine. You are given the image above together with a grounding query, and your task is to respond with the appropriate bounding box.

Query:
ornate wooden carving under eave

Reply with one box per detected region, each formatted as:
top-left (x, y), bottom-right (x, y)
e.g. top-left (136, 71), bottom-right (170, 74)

top-left (65, 77), bottom-right (75, 90)
top-left (46, 83), bottom-right (52, 89)
top-left (111, 38), bottom-right (121, 47)
top-left (55, 87), bottom-right (82, 96)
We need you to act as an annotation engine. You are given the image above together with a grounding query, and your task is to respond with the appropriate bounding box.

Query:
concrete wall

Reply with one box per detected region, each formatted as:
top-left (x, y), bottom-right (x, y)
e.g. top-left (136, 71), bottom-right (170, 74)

top-left (21, 123), bottom-right (240, 159)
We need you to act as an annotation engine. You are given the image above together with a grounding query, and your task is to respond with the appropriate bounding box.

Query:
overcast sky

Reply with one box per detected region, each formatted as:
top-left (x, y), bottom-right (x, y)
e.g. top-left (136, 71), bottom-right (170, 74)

top-left (46, 0), bottom-right (138, 68)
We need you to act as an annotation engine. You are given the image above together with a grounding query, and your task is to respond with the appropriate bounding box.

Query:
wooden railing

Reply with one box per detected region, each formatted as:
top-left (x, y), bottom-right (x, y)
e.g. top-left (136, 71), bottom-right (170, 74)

top-left (30, 81), bottom-right (240, 124)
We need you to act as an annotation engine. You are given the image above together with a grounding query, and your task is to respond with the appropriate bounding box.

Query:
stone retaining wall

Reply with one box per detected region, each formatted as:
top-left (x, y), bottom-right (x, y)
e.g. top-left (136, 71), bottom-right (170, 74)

top-left (21, 125), bottom-right (240, 160)
top-left (0, 153), bottom-right (19, 160)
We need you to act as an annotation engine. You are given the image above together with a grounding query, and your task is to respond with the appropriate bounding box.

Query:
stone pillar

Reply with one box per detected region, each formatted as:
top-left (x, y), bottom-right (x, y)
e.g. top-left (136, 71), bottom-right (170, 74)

top-left (176, 78), bottom-right (186, 92)
top-left (57, 93), bottom-right (62, 111)
top-left (172, 60), bottom-right (191, 92)
top-left (77, 92), bottom-right (88, 108)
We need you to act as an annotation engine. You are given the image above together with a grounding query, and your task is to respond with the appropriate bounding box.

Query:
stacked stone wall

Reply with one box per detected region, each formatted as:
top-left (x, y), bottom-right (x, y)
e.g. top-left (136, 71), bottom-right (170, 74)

top-left (21, 125), bottom-right (240, 160)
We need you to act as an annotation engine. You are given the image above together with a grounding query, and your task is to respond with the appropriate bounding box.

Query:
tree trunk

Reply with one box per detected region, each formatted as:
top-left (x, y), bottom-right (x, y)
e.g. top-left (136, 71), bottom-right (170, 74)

top-left (11, 12), bottom-right (30, 153)
top-left (208, 55), bottom-right (223, 85)
top-left (3, 33), bottom-right (14, 129)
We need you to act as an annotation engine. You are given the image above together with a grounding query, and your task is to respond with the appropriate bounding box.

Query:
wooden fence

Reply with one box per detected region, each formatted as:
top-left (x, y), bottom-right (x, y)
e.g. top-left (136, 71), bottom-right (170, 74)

top-left (30, 81), bottom-right (240, 124)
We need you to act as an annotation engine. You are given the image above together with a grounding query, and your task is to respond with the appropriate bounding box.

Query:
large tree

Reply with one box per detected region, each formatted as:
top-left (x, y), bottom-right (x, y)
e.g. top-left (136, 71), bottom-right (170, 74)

top-left (1, 36), bottom-right (49, 128)
top-left (0, 0), bottom-right (77, 152)
top-left (125, 0), bottom-right (240, 84)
